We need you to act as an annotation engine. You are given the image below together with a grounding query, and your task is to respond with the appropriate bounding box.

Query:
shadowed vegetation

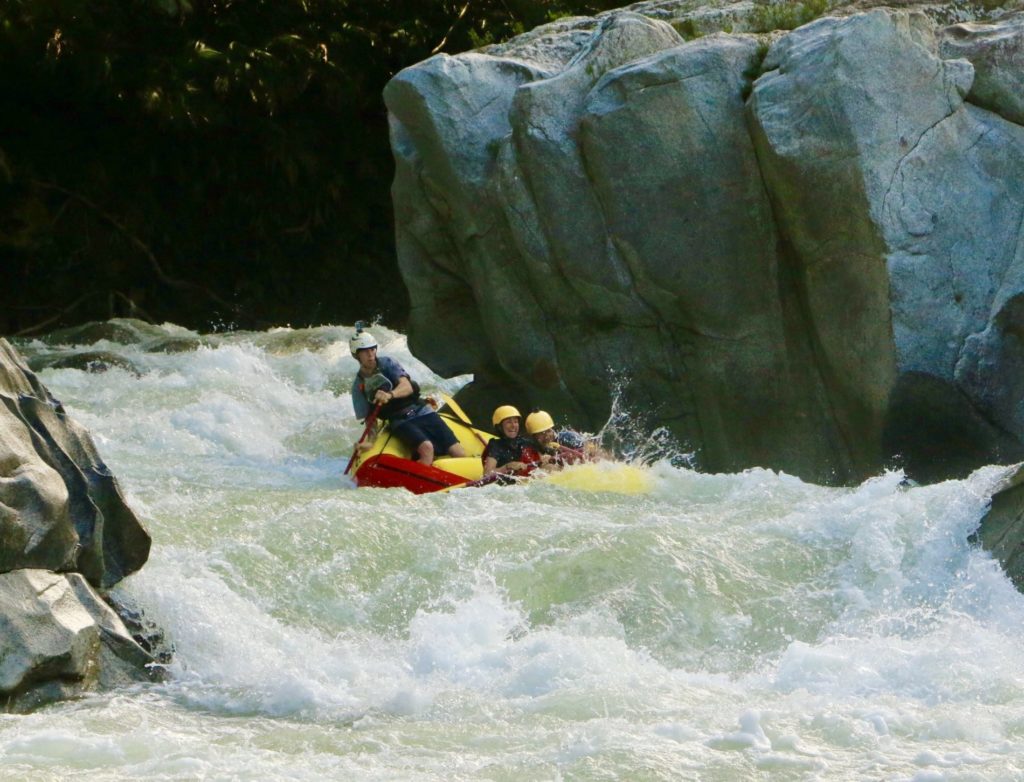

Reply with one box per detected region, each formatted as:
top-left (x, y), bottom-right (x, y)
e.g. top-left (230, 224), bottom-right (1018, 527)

top-left (0, 0), bottom-right (620, 335)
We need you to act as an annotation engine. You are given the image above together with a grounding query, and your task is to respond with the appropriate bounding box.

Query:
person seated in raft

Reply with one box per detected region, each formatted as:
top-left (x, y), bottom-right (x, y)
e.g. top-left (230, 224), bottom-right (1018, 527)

top-left (482, 405), bottom-right (541, 478)
top-left (349, 325), bottom-right (466, 467)
top-left (524, 409), bottom-right (590, 469)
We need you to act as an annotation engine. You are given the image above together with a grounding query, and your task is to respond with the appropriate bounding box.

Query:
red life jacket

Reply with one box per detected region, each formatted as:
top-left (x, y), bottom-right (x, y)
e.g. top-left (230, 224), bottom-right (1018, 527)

top-left (516, 445), bottom-right (541, 475)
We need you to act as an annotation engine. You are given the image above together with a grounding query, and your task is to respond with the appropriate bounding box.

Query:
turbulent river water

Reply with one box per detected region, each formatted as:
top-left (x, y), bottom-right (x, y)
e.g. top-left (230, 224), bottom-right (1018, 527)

top-left (4, 323), bottom-right (1024, 781)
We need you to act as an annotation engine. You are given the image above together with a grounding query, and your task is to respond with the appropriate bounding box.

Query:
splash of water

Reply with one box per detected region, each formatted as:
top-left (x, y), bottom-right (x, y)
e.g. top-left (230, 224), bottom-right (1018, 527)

top-left (5, 322), bottom-right (1024, 781)
top-left (593, 371), bottom-right (694, 467)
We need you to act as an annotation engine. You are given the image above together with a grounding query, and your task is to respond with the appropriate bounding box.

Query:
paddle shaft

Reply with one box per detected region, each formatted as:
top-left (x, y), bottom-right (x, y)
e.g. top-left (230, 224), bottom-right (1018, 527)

top-left (344, 404), bottom-right (382, 475)
top-left (437, 472), bottom-right (501, 493)
top-left (556, 444), bottom-right (587, 462)
top-left (441, 394), bottom-right (488, 447)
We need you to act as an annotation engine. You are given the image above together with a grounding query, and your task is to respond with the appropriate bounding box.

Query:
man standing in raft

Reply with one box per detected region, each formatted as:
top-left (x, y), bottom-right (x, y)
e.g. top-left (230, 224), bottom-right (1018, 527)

top-left (350, 325), bottom-right (466, 466)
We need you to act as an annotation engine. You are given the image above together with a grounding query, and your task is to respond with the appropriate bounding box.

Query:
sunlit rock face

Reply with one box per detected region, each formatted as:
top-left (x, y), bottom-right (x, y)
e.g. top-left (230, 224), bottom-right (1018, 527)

top-left (1, 338), bottom-right (159, 711)
top-left (0, 569), bottom-right (158, 713)
top-left (1, 339), bottom-right (151, 586)
top-left (386, 4), bottom-right (1024, 485)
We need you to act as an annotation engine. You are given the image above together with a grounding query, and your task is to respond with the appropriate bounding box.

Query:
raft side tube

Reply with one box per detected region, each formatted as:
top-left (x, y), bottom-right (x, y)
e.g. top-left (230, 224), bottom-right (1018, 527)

top-left (349, 407), bottom-right (492, 492)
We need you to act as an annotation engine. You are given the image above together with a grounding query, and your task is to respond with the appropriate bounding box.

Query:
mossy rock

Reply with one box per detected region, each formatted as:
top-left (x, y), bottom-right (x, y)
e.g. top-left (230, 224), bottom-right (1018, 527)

top-left (41, 318), bottom-right (163, 347)
top-left (147, 336), bottom-right (209, 353)
top-left (973, 465), bottom-right (1024, 590)
top-left (28, 350), bottom-right (141, 376)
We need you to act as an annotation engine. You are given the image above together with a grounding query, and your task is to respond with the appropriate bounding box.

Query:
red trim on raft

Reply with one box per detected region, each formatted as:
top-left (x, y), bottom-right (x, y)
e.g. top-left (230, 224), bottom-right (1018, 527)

top-left (354, 453), bottom-right (470, 494)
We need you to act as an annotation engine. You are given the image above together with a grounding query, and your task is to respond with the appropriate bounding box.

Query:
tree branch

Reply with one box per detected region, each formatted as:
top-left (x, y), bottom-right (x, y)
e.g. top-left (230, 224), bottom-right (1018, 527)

top-left (14, 292), bottom-right (101, 337)
top-left (13, 290), bottom-right (158, 337)
top-left (34, 180), bottom-right (238, 312)
top-left (431, 1), bottom-right (473, 55)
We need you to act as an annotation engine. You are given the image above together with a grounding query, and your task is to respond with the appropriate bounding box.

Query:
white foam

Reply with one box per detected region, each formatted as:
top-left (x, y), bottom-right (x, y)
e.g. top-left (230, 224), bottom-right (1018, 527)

top-left (14, 325), bottom-right (1024, 780)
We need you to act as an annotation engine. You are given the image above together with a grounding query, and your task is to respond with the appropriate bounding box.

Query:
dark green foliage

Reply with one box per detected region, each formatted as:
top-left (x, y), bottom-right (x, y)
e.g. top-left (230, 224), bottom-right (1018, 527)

top-left (0, 0), bottom-right (619, 335)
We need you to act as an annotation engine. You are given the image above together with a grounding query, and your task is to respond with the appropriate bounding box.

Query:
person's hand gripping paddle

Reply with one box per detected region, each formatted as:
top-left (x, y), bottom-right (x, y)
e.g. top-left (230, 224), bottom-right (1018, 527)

top-left (344, 404), bottom-right (382, 475)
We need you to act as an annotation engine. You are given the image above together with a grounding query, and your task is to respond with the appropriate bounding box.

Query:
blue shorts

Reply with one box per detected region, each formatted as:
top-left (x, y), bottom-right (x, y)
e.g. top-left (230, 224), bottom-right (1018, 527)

top-left (391, 412), bottom-right (459, 457)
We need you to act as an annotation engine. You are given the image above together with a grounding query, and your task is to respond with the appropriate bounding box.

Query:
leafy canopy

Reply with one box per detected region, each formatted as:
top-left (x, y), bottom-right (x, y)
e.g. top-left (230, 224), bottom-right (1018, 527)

top-left (0, 0), bottom-right (620, 335)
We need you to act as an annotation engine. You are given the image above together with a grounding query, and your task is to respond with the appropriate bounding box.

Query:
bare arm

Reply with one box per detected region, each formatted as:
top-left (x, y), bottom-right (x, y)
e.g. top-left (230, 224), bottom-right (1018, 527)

top-left (484, 455), bottom-right (526, 476)
top-left (372, 375), bottom-right (414, 405)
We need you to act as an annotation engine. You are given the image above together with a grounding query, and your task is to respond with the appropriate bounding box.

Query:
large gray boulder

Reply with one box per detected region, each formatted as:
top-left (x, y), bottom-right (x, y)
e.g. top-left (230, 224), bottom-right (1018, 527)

top-left (386, 3), bottom-right (1024, 484)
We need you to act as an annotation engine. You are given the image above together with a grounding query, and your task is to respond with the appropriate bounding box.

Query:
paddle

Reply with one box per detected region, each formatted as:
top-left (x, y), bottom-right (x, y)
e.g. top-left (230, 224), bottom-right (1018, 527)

top-left (551, 443), bottom-right (587, 464)
top-left (344, 404), bottom-right (382, 475)
top-left (441, 393), bottom-right (488, 446)
top-left (437, 472), bottom-right (502, 493)
top-left (441, 393), bottom-right (472, 424)
top-left (438, 448), bottom-right (539, 493)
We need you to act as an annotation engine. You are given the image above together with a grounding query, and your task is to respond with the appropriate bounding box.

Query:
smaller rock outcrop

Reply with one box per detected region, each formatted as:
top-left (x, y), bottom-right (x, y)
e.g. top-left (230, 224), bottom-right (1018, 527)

top-left (0, 337), bottom-right (163, 712)
top-left (0, 570), bottom-right (160, 712)
top-left (941, 13), bottom-right (1024, 125)
top-left (973, 464), bottom-right (1024, 589)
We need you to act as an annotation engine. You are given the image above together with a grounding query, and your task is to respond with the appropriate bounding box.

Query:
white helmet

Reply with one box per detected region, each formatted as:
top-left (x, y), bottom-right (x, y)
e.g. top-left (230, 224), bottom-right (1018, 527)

top-left (349, 329), bottom-right (378, 357)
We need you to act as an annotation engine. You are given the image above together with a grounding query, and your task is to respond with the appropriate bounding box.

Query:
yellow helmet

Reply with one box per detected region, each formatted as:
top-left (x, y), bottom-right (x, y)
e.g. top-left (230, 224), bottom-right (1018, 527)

top-left (491, 405), bottom-right (521, 427)
top-left (525, 410), bottom-right (555, 435)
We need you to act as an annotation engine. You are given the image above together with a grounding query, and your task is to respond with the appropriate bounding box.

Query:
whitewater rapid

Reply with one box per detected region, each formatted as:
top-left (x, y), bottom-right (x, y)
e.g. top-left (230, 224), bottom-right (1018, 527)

top-left (3, 323), bottom-right (1024, 781)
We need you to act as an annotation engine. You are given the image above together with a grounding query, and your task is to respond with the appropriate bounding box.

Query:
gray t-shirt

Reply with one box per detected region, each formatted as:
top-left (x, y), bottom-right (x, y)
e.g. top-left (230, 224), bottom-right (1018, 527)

top-left (351, 355), bottom-right (429, 421)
